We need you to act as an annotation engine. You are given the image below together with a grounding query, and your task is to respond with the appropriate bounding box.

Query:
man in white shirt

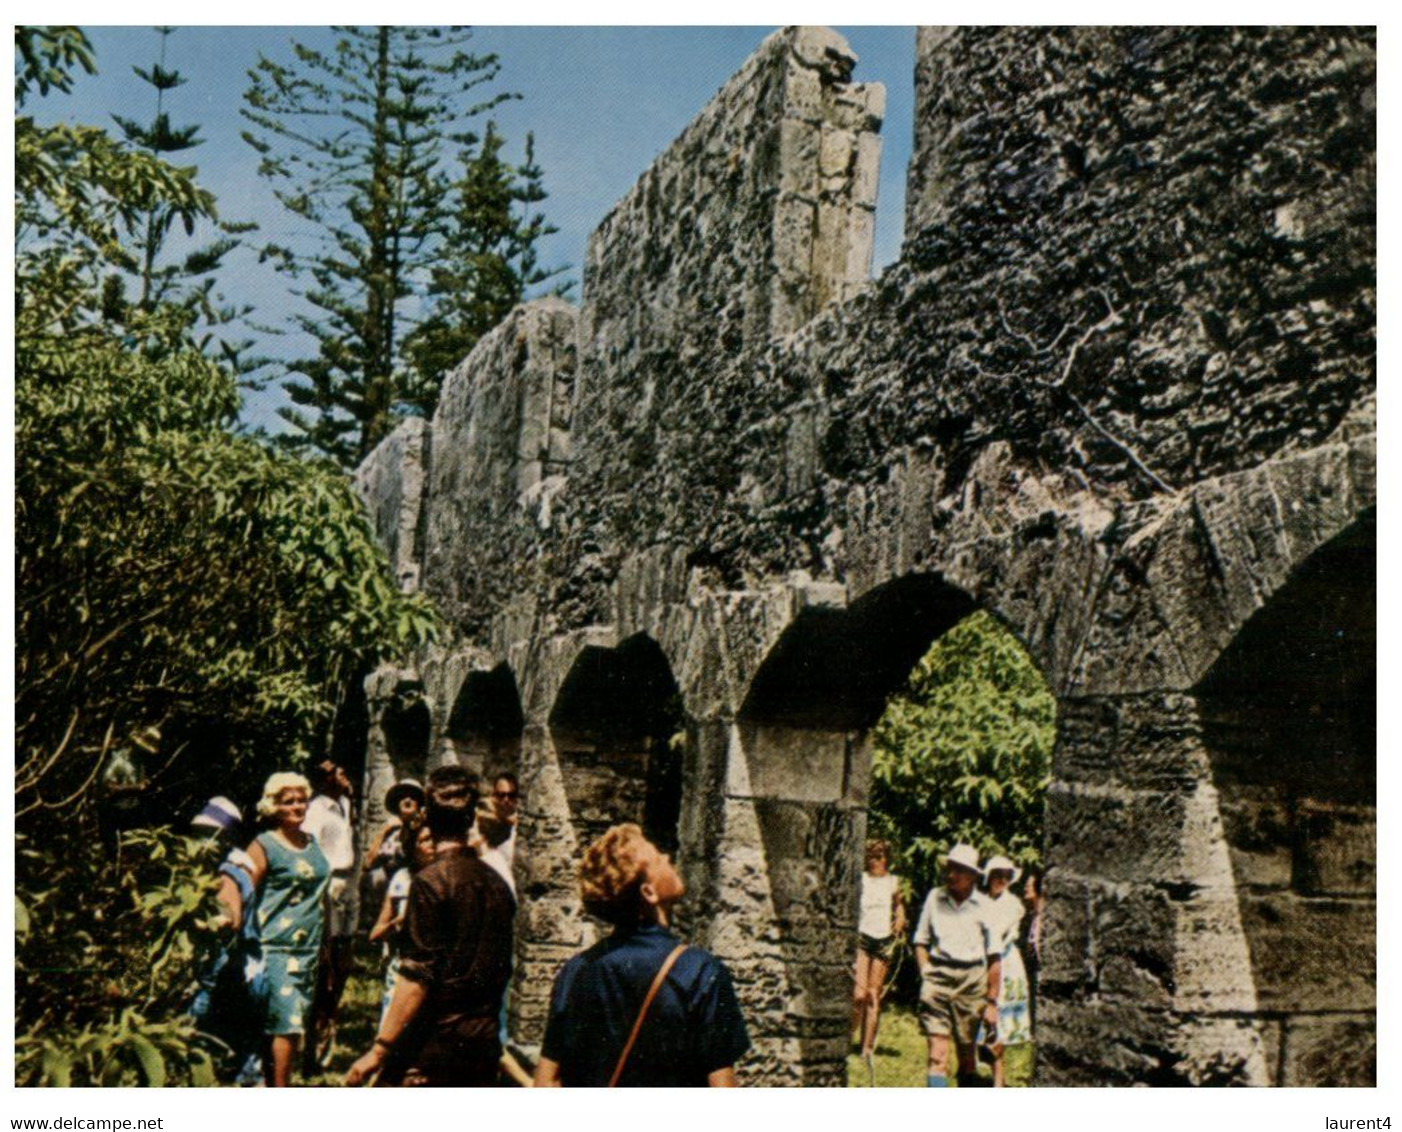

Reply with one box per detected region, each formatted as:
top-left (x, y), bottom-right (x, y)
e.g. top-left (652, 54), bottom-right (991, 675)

top-left (911, 843), bottom-right (1000, 1088)
top-left (302, 757), bottom-right (357, 1067)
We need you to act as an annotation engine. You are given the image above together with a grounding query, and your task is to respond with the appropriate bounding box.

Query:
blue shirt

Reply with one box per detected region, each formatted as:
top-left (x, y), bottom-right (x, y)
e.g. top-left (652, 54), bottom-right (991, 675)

top-left (541, 923), bottom-right (750, 1087)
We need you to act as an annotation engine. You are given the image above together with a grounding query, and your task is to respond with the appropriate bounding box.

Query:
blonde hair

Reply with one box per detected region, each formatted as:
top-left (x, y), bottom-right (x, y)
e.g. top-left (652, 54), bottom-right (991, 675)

top-left (579, 823), bottom-right (653, 927)
top-left (256, 771), bottom-right (311, 819)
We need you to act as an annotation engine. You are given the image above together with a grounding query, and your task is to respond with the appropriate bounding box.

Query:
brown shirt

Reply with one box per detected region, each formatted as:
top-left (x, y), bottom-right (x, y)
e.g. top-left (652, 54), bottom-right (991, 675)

top-left (396, 845), bottom-right (514, 1065)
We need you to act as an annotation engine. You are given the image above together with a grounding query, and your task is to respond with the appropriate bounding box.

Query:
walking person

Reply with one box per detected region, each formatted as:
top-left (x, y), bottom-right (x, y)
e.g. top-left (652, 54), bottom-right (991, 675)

top-left (345, 765), bottom-right (515, 1087)
top-left (911, 843), bottom-right (1000, 1088)
top-left (302, 756), bottom-right (358, 1068)
top-left (532, 823), bottom-right (750, 1087)
top-left (981, 855), bottom-right (1032, 1087)
top-left (852, 839), bottom-right (905, 1084)
top-left (233, 771), bottom-right (332, 1087)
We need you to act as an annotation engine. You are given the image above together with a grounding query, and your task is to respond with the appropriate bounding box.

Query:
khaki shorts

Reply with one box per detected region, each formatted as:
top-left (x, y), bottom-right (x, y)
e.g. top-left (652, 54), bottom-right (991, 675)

top-left (917, 962), bottom-right (986, 1050)
top-left (325, 874), bottom-right (360, 939)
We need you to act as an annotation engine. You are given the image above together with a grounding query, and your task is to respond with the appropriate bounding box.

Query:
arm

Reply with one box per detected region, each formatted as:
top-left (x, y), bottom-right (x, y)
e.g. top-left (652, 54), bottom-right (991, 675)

top-left (533, 1056), bottom-right (563, 1087)
top-left (367, 887), bottom-right (399, 944)
top-left (983, 954), bottom-right (1002, 1030)
top-left (892, 885), bottom-right (907, 939)
top-left (344, 976), bottom-right (429, 1085)
top-left (215, 873), bottom-right (243, 930)
top-left (362, 820), bottom-right (394, 871)
top-left (707, 1067), bottom-right (738, 1087)
top-left (245, 838), bottom-right (268, 888)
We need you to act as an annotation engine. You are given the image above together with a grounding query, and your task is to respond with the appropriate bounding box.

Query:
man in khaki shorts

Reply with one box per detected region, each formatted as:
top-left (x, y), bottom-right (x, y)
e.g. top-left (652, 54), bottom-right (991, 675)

top-left (911, 843), bottom-right (1001, 1087)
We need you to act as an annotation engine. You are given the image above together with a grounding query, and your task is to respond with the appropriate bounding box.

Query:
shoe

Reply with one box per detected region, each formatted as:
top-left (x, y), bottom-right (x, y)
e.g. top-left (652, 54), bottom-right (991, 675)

top-left (862, 1050), bottom-right (875, 1087)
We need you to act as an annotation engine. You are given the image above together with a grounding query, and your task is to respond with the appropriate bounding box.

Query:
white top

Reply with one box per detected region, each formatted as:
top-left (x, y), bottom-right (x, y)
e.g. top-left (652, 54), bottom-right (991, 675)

top-left (912, 887), bottom-right (995, 964)
top-left (983, 891), bottom-right (1026, 955)
top-left (858, 872), bottom-right (900, 938)
top-left (386, 867), bottom-right (412, 919)
top-left (500, 826), bottom-right (517, 867)
top-left (480, 846), bottom-right (516, 900)
top-left (303, 794), bottom-right (354, 872)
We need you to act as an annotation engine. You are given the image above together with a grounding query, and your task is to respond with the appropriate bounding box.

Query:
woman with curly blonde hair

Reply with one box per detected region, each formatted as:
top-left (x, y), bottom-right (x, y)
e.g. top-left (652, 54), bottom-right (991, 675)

top-left (533, 823), bottom-right (751, 1087)
top-left (220, 771), bottom-right (331, 1086)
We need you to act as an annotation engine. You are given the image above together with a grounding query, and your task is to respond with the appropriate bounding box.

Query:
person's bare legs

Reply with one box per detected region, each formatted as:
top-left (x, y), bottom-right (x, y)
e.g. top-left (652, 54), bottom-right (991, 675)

top-left (852, 950), bottom-right (874, 1042)
top-left (269, 1035), bottom-right (299, 1087)
top-left (926, 1034), bottom-right (950, 1086)
top-left (992, 1042), bottom-right (1006, 1087)
top-left (861, 955), bottom-right (889, 1055)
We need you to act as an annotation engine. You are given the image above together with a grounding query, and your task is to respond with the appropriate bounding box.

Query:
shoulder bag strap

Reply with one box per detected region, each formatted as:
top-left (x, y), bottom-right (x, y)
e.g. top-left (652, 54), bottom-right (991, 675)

top-left (608, 942), bottom-right (688, 1087)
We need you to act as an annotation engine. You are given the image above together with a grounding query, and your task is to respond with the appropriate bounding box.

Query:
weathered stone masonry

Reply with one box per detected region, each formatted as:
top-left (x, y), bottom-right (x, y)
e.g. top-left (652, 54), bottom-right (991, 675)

top-left (355, 27), bottom-right (1375, 1085)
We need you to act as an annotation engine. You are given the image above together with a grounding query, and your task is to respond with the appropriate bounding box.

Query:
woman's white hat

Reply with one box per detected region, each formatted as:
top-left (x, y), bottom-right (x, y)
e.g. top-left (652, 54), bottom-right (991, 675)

top-left (984, 854), bottom-right (1022, 884)
top-left (942, 843), bottom-right (983, 874)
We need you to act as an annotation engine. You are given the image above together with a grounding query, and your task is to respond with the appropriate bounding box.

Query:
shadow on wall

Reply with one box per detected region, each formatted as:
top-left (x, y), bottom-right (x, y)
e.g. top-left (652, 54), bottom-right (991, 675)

top-left (1196, 509), bottom-right (1376, 1087)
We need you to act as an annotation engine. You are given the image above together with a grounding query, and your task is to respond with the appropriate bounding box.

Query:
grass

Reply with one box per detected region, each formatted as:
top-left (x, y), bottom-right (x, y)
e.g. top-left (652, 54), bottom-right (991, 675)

top-left (846, 1004), bottom-right (1035, 1088)
top-left (294, 952), bottom-right (1036, 1088)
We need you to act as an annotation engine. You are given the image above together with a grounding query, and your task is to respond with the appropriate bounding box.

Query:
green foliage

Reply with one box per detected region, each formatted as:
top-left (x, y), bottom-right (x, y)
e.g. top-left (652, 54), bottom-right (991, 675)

top-left (15, 28), bottom-right (439, 1082)
top-left (15, 829), bottom-right (228, 1087)
top-left (242, 26), bottom-right (564, 467)
top-left (869, 611), bottom-right (1055, 901)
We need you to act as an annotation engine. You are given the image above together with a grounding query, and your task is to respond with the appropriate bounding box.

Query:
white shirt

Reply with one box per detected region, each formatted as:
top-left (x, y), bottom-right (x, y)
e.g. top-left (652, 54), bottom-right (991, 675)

top-left (983, 891), bottom-right (1025, 955)
top-left (912, 887), bottom-right (994, 964)
top-left (859, 873), bottom-right (900, 938)
top-left (303, 794), bottom-right (354, 872)
top-left (480, 846), bottom-right (516, 900)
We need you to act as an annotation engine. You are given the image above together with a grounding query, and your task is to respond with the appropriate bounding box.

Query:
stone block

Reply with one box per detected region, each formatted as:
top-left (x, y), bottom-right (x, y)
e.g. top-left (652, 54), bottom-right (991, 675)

top-left (1237, 892), bottom-right (1375, 1012)
top-left (1281, 1012), bottom-right (1375, 1086)
top-left (1294, 799), bottom-right (1375, 896)
top-left (1045, 782), bottom-right (1189, 884)
top-left (734, 725), bottom-right (848, 802)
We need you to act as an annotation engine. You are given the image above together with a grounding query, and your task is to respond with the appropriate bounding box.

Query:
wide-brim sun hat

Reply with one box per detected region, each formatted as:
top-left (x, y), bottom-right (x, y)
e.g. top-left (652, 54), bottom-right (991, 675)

top-left (942, 842), bottom-right (982, 874)
top-left (983, 854), bottom-right (1022, 884)
top-left (385, 778), bottom-right (426, 811)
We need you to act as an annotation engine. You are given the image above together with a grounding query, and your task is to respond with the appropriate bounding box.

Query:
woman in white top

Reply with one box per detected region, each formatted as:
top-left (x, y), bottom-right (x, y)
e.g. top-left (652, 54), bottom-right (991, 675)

top-left (853, 839), bottom-right (906, 1079)
top-left (981, 855), bottom-right (1032, 1086)
top-left (368, 813), bottom-right (435, 1028)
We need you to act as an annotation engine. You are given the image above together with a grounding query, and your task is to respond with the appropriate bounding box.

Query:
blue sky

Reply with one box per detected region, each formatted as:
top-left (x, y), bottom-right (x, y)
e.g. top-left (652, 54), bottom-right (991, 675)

top-left (40, 26), bottom-right (917, 431)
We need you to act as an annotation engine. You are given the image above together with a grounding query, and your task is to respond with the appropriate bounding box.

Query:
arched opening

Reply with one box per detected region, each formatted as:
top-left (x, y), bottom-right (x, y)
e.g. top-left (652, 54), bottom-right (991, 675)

top-left (382, 687), bottom-right (432, 784)
top-left (548, 634), bottom-right (685, 855)
top-left (733, 575), bottom-right (1054, 1087)
top-left (1196, 510), bottom-right (1375, 1087)
top-left (444, 663), bottom-right (525, 784)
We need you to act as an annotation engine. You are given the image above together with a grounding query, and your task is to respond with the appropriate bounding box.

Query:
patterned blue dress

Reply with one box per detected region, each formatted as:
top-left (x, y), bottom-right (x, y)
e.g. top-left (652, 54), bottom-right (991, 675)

top-left (253, 831), bottom-right (331, 1037)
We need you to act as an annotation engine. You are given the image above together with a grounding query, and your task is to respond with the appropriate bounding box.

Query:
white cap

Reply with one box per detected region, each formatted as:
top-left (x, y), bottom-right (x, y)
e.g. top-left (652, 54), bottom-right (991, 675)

top-left (983, 854), bottom-right (1022, 884)
top-left (943, 843), bottom-right (982, 874)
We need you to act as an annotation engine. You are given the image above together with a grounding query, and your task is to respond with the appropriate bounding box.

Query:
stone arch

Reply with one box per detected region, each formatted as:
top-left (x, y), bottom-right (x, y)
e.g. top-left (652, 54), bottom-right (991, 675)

top-left (1195, 509), bottom-right (1375, 1086)
top-left (711, 573), bottom-right (1052, 1085)
top-left (383, 691), bottom-right (432, 779)
top-left (548, 633), bottom-right (687, 855)
top-left (443, 662), bottom-right (526, 785)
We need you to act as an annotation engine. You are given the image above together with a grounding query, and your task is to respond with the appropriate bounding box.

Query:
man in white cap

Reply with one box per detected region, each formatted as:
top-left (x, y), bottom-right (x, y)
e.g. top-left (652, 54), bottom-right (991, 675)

top-left (910, 842), bottom-right (1000, 1087)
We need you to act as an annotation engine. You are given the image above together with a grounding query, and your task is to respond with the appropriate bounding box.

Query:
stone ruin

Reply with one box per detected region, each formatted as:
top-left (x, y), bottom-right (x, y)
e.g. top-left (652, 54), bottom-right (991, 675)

top-left (352, 27), bottom-right (1375, 1085)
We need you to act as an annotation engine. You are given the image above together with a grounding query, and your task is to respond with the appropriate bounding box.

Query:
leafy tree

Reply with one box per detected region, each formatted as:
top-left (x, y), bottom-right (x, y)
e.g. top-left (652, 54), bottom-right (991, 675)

top-left (400, 122), bottom-right (563, 410)
top-left (243, 26), bottom-right (562, 467)
top-left (868, 611), bottom-right (1055, 905)
top-left (16, 27), bottom-right (439, 1082)
top-left (106, 26), bottom-right (254, 368)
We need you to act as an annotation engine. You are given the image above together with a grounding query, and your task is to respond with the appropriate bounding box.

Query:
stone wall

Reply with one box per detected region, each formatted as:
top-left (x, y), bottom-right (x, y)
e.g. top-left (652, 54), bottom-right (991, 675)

top-left (354, 26), bottom-right (1375, 1086)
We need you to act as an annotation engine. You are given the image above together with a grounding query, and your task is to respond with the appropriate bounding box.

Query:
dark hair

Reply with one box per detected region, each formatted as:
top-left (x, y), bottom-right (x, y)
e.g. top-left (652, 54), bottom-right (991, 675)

top-left (494, 771), bottom-right (519, 790)
top-left (401, 811), bottom-right (433, 873)
top-left (304, 757), bottom-right (338, 793)
top-left (425, 764), bottom-right (478, 840)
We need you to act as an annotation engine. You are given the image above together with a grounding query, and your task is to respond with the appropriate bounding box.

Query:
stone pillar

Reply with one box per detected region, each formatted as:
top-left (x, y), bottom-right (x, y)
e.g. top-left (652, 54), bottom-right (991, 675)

top-left (1039, 692), bottom-right (1268, 1085)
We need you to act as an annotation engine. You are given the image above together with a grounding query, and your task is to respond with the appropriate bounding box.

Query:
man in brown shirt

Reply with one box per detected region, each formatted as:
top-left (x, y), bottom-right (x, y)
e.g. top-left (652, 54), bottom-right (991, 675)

top-left (346, 765), bottom-right (514, 1087)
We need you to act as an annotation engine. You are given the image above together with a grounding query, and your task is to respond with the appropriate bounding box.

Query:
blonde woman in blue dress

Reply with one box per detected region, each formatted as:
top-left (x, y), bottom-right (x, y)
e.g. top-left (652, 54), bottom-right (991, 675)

top-left (243, 771), bottom-right (332, 1086)
top-left (981, 855), bottom-right (1031, 1086)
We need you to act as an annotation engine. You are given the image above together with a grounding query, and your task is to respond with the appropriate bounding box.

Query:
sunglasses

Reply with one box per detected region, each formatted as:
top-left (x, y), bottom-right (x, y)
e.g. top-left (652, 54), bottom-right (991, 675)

top-left (494, 790), bottom-right (518, 800)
